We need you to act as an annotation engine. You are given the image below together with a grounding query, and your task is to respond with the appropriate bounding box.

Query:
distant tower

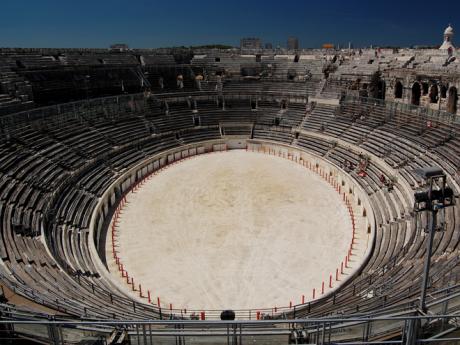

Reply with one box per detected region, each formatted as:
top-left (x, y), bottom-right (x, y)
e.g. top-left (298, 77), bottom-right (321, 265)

top-left (287, 37), bottom-right (299, 50)
top-left (439, 24), bottom-right (454, 50)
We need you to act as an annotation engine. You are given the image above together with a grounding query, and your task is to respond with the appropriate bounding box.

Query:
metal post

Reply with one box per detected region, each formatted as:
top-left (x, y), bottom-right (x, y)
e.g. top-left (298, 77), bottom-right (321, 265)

top-left (420, 210), bottom-right (437, 312)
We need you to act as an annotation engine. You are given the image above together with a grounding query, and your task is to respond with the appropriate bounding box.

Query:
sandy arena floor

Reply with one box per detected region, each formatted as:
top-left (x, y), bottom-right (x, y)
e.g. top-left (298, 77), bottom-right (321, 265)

top-left (108, 150), bottom-right (357, 310)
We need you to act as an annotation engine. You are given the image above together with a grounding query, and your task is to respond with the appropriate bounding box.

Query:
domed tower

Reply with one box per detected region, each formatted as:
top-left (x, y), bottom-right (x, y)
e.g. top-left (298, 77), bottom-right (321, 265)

top-left (440, 24), bottom-right (454, 50)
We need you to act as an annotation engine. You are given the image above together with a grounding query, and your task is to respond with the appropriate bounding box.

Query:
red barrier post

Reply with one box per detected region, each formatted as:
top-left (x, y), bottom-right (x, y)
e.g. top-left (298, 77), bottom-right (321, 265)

top-left (200, 311), bottom-right (205, 320)
top-left (302, 295), bottom-right (305, 304)
top-left (336, 268), bottom-right (339, 281)
top-left (256, 311), bottom-right (260, 320)
top-left (313, 288), bottom-right (316, 299)
top-left (329, 275), bottom-right (333, 288)
top-left (148, 290), bottom-right (151, 303)
top-left (139, 284), bottom-right (142, 297)
top-left (341, 262), bottom-right (344, 274)
top-left (321, 282), bottom-right (325, 294)
top-left (157, 297), bottom-right (161, 307)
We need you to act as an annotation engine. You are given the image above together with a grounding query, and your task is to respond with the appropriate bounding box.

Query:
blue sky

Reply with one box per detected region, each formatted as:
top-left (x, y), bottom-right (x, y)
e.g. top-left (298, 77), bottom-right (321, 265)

top-left (0, 0), bottom-right (458, 48)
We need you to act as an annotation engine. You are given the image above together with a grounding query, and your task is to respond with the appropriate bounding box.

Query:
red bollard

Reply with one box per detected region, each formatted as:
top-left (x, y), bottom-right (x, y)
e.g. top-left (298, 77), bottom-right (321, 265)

top-left (302, 295), bottom-right (305, 304)
top-left (329, 275), bottom-right (333, 288)
top-left (336, 268), bottom-right (339, 281)
top-left (345, 256), bottom-right (348, 268)
top-left (274, 306), bottom-right (277, 313)
top-left (148, 290), bottom-right (151, 303)
top-left (289, 301), bottom-right (292, 308)
top-left (126, 273), bottom-right (129, 284)
top-left (157, 297), bottom-right (161, 307)
top-left (256, 311), bottom-right (261, 320)
top-left (313, 288), bottom-right (316, 299)
top-left (139, 284), bottom-right (142, 297)
top-left (200, 311), bottom-right (205, 320)
top-left (131, 278), bottom-right (135, 291)
top-left (170, 303), bottom-right (173, 311)
top-left (321, 282), bottom-right (325, 294)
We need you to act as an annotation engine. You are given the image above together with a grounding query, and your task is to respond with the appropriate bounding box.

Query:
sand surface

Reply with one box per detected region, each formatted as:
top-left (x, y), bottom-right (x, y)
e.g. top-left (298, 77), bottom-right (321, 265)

top-left (109, 150), bottom-right (358, 310)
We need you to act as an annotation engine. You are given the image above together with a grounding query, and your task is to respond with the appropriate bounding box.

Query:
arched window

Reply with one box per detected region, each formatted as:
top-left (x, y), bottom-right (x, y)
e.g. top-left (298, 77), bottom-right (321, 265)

top-left (411, 83), bottom-right (421, 106)
top-left (394, 81), bottom-right (403, 99)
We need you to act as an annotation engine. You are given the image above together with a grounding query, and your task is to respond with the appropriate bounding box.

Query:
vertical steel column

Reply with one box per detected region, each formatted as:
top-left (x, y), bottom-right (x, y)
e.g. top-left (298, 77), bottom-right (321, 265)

top-left (420, 210), bottom-right (437, 312)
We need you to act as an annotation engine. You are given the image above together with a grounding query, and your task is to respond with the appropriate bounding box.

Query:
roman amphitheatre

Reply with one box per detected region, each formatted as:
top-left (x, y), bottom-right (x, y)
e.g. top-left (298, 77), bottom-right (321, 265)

top-left (0, 24), bottom-right (458, 344)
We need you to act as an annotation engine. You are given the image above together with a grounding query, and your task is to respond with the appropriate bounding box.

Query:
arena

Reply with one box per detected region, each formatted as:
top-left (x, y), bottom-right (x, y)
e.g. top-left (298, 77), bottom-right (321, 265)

top-left (0, 18), bottom-right (459, 344)
top-left (106, 150), bottom-right (368, 310)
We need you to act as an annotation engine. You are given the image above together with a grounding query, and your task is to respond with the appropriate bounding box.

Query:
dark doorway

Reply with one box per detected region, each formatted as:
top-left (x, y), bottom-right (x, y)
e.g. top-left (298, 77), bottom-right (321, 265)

top-left (394, 81), bottom-right (403, 99)
top-left (440, 85), bottom-right (448, 99)
top-left (447, 87), bottom-right (458, 114)
top-left (429, 85), bottom-right (439, 104)
top-left (411, 83), bottom-right (421, 106)
top-left (422, 82), bottom-right (429, 95)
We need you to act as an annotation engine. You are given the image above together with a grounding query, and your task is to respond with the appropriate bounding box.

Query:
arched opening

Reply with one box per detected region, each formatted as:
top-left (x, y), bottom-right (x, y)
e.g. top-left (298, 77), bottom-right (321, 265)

top-left (447, 86), bottom-right (458, 114)
top-left (429, 85), bottom-right (439, 104)
top-left (440, 85), bottom-right (448, 99)
top-left (394, 81), bottom-right (403, 99)
top-left (421, 82), bottom-right (429, 95)
top-left (411, 83), bottom-right (421, 105)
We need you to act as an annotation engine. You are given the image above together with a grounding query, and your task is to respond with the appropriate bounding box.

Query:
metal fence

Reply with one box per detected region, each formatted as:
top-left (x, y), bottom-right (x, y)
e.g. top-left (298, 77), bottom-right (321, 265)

top-left (1, 313), bottom-right (460, 345)
top-left (341, 95), bottom-right (460, 125)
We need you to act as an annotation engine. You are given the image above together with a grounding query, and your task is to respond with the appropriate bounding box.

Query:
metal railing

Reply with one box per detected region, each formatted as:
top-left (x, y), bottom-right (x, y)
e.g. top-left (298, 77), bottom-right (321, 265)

top-left (1, 306), bottom-right (460, 345)
top-left (341, 95), bottom-right (459, 125)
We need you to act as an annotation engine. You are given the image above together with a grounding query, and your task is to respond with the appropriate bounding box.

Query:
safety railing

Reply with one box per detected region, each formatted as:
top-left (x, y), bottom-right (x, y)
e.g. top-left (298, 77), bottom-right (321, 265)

top-left (1, 308), bottom-right (460, 345)
top-left (341, 95), bottom-right (459, 125)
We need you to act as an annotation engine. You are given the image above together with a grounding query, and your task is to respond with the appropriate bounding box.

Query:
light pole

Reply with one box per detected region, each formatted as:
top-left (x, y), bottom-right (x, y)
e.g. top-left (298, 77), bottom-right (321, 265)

top-left (414, 167), bottom-right (455, 313)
